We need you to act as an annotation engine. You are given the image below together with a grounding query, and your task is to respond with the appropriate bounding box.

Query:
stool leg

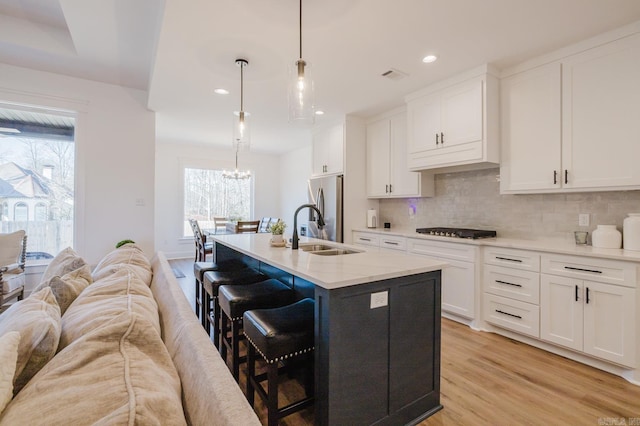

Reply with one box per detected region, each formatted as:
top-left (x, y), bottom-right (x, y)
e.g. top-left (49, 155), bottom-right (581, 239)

top-left (231, 318), bottom-right (241, 382)
top-left (202, 288), bottom-right (210, 334)
top-left (194, 278), bottom-right (200, 314)
top-left (267, 361), bottom-right (279, 426)
top-left (213, 297), bottom-right (221, 350)
top-left (246, 343), bottom-right (255, 407)
top-left (220, 309), bottom-right (228, 361)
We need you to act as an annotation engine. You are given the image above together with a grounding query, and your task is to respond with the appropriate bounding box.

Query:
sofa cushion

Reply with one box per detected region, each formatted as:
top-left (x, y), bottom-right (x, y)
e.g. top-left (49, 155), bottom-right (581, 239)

top-left (0, 311), bottom-right (187, 425)
top-left (59, 267), bottom-right (159, 351)
top-left (92, 243), bottom-right (152, 284)
top-left (0, 331), bottom-right (20, 415)
top-left (31, 264), bottom-right (92, 315)
top-left (40, 247), bottom-right (86, 285)
top-left (1, 273), bottom-right (24, 295)
top-left (0, 288), bottom-right (61, 395)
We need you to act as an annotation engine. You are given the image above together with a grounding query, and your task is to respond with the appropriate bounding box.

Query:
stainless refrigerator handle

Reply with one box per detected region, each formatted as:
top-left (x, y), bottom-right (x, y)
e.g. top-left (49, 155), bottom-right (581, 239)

top-left (317, 187), bottom-right (325, 218)
top-left (336, 175), bottom-right (343, 243)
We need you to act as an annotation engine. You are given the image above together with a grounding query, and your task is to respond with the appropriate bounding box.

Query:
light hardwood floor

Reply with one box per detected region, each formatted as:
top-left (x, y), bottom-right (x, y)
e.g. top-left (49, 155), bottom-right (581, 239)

top-left (170, 258), bottom-right (640, 425)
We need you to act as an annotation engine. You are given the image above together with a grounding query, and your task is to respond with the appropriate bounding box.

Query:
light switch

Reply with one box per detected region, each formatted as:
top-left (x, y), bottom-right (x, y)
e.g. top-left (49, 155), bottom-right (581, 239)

top-left (370, 291), bottom-right (388, 309)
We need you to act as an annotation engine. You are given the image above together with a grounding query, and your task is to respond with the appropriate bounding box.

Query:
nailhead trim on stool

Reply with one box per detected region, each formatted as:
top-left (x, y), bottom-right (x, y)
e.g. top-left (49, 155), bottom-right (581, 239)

top-left (202, 268), bottom-right (266, 348)
top-left (243, 298), bottom-right (315, 426)
top-left (218, 279), bottom-right (294, 381)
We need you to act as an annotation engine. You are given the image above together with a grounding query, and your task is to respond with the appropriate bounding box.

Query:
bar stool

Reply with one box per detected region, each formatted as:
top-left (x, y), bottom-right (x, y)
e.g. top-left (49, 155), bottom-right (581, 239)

top-left (243, 298), bottom-right (315, 426)
top-left (202, 268), bottom-right (266, 348)
top-left (218, 279), bottom-right (294, 381)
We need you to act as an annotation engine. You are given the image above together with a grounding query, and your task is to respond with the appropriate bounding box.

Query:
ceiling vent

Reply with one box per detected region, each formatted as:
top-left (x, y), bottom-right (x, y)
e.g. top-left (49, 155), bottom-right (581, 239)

top-left (381, 68), bottom-right (408, 81)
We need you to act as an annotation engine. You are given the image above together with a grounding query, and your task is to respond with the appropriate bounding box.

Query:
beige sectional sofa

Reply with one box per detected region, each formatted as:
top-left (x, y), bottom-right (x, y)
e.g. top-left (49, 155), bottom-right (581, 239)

top-left (0, 244), bottom-right (261, 425)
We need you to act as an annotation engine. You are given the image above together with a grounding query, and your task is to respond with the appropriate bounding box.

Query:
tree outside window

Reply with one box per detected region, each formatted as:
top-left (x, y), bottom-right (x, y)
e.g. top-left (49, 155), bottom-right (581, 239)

top-left (183, 167), bottom-right (252, 236)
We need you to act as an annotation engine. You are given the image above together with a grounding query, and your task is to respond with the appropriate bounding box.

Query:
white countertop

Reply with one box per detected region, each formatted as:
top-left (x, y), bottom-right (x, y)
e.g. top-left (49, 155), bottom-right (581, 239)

top-left (211, 233), bottom-right (448, 290)
top-left (354, 227), bottom-right (640, 262)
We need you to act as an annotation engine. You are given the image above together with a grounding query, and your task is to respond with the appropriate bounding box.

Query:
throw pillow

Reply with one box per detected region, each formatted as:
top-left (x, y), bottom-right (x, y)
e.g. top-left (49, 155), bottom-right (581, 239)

top-left (0, 331), bottom-right (20, 415)
top-left (0, 230), bottom-right (25, 270)
top-left (32, 264), bottom-right (93, 315)
top-left (39, 247), bottom-right (86, 285)
top-left (0, 312), bottom-right (187, 425)
top-left (92, 243), bottom-right (152, 284)
top-left (0, 287), bottom-right (61, 394)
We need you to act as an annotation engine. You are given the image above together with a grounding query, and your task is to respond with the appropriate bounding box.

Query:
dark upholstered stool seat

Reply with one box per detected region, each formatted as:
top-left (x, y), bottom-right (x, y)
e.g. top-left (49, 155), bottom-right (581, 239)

top-left (218, 279), bottom-right (294, 381)
top-left (243, 298), bottom-right (315, 426)
top-left (243, 298), bottom-right (315, 363)
top-left (202, 268), bottom-right (266, 349)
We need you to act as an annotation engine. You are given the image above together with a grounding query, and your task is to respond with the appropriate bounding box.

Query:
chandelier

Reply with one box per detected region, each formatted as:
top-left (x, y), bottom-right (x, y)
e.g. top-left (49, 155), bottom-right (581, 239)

top-left (223, 145), bottom-right (251, 180)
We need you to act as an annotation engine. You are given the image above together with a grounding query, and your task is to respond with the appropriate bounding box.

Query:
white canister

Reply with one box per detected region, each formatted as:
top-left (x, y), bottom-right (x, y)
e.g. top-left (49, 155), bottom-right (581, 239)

top-left (591, 225), bottom-right (622, 249)
top-left (623, 213), bottom-right (640, 251)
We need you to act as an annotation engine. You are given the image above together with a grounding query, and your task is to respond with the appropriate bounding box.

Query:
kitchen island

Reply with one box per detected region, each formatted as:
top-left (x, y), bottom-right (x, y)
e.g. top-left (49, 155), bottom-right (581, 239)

top-left (211, 232), bottom-right (448, 425)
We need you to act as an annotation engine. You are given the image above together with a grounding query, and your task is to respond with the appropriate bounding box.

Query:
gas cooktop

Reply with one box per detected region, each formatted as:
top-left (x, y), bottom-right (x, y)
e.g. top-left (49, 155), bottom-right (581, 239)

top-left (416, 227), bottom-right (497, 239)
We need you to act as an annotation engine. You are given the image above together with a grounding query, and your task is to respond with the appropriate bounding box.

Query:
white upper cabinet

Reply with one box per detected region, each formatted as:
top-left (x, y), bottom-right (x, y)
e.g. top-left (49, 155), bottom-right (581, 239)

top-left (501, 32), bottom-right (640, 193)
top-left (366, 110), bottom-right (434, 198)
top-left (312, 123), bottom-right (344, 176)
top-left (405, 65), bottom-right (500, 172)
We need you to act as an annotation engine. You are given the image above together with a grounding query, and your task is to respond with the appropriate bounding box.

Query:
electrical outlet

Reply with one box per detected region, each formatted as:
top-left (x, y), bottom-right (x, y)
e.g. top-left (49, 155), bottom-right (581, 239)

top-left (370, 291), bottom-right (388, 309)
top-left (579, 214), bottom-right (590, 227)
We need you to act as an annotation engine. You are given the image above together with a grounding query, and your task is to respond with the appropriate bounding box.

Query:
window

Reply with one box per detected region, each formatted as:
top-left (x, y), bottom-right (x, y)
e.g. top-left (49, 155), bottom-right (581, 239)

top-left (183, 167), bottom-right (252, 236)
top-left (0, 104), bottom-right (75, 261)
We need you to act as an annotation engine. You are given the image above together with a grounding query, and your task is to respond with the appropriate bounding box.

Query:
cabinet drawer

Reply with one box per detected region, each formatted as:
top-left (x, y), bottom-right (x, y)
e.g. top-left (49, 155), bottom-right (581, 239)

top-left (541, 254), bottom-right (637, 288)
top-left (484, 247), bottom-right (540, 272)
top-left (483, 265), bottom-right (540, 305)
top-left (380, 235), bottom-right (406, 251)
top-left (352, 232), bottom-right (380, 247)
top-left (407, 238), bottom-right (476, 262)
top-left (483, 293), bottom-right (540, 338)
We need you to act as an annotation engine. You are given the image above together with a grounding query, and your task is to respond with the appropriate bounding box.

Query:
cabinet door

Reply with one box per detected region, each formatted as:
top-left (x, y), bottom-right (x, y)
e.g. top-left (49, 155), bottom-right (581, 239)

top-left (562, 33), bottom-right (640, 190)
top-left (501, 62), bottom-right (562, 192)
top-left (583, 280), bottom-right (635, 367)
top-left (312, 123), bottom-right (344, 176)
top-left (407, 92), bottom-right (440, 154)
top-left (325, 123), bottom-right (344, 175)
top-left (389, 112), bottom-right (421, 197)
top-left (440, 78), bottom-right (483, 149)
top-left (366, 119), bottom-right (391, 197)
top-left (540, 274), bottom-right (583, 351)
top-left (434, 255), bottom-right (475, 319)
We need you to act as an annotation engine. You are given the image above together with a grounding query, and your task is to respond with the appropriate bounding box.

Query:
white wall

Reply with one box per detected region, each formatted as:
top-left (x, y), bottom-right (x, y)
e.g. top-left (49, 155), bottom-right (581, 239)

top-left (278, 145), bottom-right (312, 237)
top-left (155, 142), bottom-right (282, 259)
top-left (0, 63), bottom-right (155, 265)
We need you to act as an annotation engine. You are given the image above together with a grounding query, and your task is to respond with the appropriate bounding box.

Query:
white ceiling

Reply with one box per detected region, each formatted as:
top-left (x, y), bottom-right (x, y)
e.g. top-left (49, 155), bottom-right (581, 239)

top-left (2, 0), bottom-right (640, 154)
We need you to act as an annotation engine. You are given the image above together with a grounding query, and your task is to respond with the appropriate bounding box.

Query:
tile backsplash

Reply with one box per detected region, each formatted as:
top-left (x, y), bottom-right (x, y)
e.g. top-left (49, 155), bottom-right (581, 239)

top-left (379, 168), bottom-right (640, 242)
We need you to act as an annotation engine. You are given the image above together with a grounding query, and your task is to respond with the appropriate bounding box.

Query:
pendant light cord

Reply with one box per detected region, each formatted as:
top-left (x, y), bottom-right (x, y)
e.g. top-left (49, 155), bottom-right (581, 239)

top-left (240, 62), bottom-right (244, 112)
top-left (299, 0), bottom-right (302, 60)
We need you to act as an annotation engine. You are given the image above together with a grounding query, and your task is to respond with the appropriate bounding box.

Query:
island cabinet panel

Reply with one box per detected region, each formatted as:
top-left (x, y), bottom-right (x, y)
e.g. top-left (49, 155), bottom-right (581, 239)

top-left (315, 271), bottom-right (442, 426)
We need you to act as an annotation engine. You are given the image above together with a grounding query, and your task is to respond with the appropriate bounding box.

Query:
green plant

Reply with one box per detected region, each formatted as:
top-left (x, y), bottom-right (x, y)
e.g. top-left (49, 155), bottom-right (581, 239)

top-left (116, 239), bottom-right (135, 248)
top-left (268, 220), bottom-right (286, 235)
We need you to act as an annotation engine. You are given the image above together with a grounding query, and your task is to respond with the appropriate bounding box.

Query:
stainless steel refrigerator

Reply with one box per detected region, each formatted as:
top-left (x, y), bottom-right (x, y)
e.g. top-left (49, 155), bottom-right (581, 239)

top-left (305, 174), bottom-right (343, 242)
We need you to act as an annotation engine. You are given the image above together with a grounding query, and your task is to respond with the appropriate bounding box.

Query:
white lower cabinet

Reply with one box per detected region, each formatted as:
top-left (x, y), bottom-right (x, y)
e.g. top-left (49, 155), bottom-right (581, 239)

top-left (540, 272), bottom-right (636, 367)
top-left (408, 238), bottom-right (477, 320)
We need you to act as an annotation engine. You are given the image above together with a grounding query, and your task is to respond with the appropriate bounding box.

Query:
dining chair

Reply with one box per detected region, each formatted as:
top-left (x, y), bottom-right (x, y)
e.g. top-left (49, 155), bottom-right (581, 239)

top-left (213, 217), bottom-right (229, 234)
top-left (258, 217), bottom-right (279, 233)
top-left (236, 220), bottom-right (260, 233)
top-left (0, 230), bottom-right (27, 313)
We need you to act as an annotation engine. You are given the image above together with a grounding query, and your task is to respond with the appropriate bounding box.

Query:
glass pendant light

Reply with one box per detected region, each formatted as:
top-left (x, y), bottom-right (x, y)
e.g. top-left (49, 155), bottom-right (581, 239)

top-left (233, 58), bottom-right (251, 149)
top-left (288, 0), bottom-right (314, 124)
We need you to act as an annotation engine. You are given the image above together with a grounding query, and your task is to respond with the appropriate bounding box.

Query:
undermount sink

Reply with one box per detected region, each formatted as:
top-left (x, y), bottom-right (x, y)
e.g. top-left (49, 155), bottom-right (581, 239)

top-left (299, 243), bottom-right (361, 256)
top-left (299, 244), bottom-right (335, 252)
top-left (309, 248), bottom-right (360, 256)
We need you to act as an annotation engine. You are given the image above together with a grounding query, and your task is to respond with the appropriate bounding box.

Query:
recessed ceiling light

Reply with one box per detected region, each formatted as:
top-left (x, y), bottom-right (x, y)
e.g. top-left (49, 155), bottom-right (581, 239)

top-left (315, 110), bottom-right (324, 116)
top-left (214, 88), bottom-right (229, 95)
top-left (422, 55), bottom-right (438, 63)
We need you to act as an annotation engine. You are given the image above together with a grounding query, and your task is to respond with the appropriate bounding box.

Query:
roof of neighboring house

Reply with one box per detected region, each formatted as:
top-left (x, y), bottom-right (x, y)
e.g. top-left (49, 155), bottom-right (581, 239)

top-left (0, 162), bottom-right (51, 198)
